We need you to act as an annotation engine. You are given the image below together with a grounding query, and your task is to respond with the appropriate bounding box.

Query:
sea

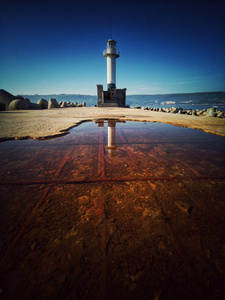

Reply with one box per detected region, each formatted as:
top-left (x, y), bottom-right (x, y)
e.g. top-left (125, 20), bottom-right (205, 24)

top-left (22, 91), bottom-right (225, 111)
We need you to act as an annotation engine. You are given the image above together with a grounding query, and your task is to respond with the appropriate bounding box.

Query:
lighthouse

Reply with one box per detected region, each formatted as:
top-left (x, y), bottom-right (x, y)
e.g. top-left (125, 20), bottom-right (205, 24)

top-left (103, 39), bottom-right (120, 89)
top-left (97, 39), bottom-right (126, 107)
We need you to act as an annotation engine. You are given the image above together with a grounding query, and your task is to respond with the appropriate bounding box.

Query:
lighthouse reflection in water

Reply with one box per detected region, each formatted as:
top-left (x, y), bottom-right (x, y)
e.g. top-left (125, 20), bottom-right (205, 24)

top-left (96, 120), bottom-right (124, 157)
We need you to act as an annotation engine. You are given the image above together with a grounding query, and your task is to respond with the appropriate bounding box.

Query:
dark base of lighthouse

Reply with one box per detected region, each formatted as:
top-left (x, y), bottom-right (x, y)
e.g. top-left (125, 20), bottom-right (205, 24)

top-left (97, 85), bottom-right (126, 107)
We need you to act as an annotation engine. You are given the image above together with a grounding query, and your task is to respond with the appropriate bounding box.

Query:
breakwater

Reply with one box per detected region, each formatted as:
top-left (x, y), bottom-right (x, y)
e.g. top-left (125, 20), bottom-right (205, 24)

top-left (131, 106), bottom-right (224, 118)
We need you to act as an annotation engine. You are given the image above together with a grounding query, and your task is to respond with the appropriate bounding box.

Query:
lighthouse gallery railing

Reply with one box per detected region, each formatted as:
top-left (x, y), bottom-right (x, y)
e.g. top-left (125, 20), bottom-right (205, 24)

top-left (103, 49), bottom-right (120, 57)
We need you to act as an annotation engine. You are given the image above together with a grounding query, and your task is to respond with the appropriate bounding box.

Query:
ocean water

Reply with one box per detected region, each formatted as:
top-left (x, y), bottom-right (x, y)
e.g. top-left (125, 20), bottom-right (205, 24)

top-left (23, 91), bottom-right (225, 111)
top-left (126, 92), bottom-right (225, 111)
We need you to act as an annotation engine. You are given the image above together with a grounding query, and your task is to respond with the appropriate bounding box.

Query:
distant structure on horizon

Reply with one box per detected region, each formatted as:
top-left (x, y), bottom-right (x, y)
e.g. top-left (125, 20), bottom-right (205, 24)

top-left (97, 39), bottom-right (126, 107)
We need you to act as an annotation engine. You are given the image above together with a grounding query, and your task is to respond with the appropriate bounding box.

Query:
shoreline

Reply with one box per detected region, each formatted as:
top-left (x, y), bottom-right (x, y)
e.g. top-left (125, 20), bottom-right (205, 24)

top-left (0, 107), bottom-right (225, 142)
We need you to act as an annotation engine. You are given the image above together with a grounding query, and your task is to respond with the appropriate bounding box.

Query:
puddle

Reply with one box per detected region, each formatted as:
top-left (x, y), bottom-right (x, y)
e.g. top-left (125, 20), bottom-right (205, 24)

top-left (1, 120), bottom-right (225, 183)
top-left (0, 120), bottom-right (225, 299)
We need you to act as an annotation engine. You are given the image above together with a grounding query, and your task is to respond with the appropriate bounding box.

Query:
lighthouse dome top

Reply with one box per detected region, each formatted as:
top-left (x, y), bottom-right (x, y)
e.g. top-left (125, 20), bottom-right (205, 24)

top-left (107, 39), bottom-right (117, 48)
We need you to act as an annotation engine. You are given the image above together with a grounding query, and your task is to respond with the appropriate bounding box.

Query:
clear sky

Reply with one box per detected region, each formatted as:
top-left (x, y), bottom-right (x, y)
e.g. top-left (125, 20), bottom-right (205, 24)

top-left (0, 0), bottom-right (225, 95)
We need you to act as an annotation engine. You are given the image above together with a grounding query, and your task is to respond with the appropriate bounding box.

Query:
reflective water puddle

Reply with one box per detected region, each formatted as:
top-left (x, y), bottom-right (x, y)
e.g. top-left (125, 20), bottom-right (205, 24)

top-left (1, 120), bottom-right (225, 183)
top-left (0, 120), bottom-right (225, 299)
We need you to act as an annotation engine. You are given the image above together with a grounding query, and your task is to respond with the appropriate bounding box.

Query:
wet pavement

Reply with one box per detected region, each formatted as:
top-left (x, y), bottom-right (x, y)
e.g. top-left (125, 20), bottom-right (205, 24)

top-left (0, 120), bottom-right (225, 299)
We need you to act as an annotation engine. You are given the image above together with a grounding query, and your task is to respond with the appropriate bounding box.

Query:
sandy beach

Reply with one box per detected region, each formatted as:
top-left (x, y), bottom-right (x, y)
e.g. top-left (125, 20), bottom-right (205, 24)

top-left (0, 107), bottom-right (225, 141)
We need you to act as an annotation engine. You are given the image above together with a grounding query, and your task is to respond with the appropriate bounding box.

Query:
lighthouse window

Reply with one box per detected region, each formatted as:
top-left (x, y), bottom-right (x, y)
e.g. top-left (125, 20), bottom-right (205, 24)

top-left (108, 41), bottom-right (116, 49)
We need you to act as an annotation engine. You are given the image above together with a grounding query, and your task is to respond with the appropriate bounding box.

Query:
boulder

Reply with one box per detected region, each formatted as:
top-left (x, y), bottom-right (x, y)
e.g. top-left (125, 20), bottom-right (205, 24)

top-left (217, 111), bottom-right (224, 118)
top-left (8, 99), bottom-right (29, 110)
top-left (27, 103), bottom-right (42, 110)
top-left (0, 89), bottom-right (16, 110)
top-left (196, 110), bottom-right (203, 116)
top-left (171, 107), bottom-right (178, 113)
top-left (60, 101), bottom-right (68, 108)
top-left (0, 102), bottom-right (6, 111)
top-left (37, 98), bottom-right (48, 109)
top-left (48, 98), bottom-right (60, 109)
top-left (8, 99), bottom-right (42, 110)
top-left (207, 107), bottom-right (216, 117)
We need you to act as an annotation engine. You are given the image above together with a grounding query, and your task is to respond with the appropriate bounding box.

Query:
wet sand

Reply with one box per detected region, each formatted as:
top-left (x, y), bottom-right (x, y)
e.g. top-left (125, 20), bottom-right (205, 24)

top-left (0, 107), bottom-right (225, 141)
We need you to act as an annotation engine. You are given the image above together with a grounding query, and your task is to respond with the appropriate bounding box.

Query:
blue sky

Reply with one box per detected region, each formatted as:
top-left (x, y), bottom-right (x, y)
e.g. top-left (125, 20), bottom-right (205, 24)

top-left (0, 0), bottom-right (225, 95)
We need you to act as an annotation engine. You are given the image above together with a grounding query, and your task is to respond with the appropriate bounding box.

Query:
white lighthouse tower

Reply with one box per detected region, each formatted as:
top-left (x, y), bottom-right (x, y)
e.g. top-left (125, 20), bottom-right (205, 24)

top-left (97, 39), bottom-right (126, 107)
top-left (103, 39), bottom-right (120, 89)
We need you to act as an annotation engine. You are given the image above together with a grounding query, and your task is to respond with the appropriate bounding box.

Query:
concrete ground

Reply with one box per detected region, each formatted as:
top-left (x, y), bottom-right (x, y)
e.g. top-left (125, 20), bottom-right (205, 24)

top-left (0, 120), bottom-right (225, 299)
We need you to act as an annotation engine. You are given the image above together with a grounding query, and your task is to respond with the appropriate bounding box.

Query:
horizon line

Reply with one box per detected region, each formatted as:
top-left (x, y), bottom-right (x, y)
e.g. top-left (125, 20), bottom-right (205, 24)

top-left (18, 91), bottom-right (225, 96)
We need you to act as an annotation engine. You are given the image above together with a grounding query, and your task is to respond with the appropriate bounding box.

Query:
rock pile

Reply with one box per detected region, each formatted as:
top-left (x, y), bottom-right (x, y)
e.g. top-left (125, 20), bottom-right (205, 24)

top-left (44, 98), bottom-right (87, 109)
top-left (131, 106), bottom-right (224, 118)
top-left (59, 101), bottom-right (86, 108)
top-left (0, 89), bottom-right (87, 111)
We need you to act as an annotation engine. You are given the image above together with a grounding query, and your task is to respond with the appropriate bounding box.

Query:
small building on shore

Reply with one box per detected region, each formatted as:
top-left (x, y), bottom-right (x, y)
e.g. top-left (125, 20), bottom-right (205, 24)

top-left (97, 39), bottom-right (126, 107)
